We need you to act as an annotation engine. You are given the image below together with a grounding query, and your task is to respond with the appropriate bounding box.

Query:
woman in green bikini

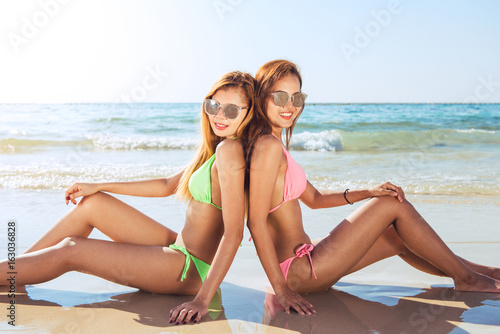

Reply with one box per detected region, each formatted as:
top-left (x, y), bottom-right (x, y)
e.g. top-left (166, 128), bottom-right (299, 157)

top-left (0, 71), bottom-right (256, 324)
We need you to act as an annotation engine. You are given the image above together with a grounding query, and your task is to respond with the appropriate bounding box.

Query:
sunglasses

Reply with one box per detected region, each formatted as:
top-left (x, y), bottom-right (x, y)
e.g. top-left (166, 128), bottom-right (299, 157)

top-left (271, 91), bottom-right (308, 108)
top-left (203, 99), bottom-right (248, 120)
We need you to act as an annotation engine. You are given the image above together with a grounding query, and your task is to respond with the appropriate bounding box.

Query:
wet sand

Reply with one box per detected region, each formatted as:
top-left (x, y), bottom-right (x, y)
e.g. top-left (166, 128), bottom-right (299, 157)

top-left (1, 191), bottom-right (499, 333)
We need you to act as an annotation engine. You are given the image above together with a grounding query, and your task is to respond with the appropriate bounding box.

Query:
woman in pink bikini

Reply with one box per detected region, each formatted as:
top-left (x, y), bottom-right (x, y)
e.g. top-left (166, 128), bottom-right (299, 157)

top-left (247, 59), bottom-right (500, 315)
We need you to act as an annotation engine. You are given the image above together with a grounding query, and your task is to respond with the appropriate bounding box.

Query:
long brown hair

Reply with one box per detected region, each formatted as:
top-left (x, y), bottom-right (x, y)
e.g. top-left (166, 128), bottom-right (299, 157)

top-left (254, 59), bottom-right (304, 149)
top-left (176, 71), bottom-right (256, 201)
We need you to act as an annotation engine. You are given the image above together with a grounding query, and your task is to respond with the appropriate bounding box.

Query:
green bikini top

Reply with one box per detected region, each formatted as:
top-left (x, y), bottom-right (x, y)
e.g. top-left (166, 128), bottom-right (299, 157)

top-left (188, 153), bottom-right (222, 210)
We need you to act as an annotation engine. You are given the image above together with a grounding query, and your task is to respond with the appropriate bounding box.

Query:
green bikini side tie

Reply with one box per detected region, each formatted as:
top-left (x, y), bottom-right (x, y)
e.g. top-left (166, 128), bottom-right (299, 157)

top-left (169, 244), bottom-right (210, 282)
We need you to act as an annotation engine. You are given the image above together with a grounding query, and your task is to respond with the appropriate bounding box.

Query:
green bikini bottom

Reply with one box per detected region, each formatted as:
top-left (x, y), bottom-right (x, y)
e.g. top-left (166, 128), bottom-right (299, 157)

top-left (169, 244), bottom-right (211, 282)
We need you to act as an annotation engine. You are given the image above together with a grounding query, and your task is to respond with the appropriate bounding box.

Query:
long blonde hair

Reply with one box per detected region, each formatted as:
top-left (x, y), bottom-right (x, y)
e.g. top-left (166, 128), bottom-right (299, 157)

top-left (176, 71), bottom-right (256, 201)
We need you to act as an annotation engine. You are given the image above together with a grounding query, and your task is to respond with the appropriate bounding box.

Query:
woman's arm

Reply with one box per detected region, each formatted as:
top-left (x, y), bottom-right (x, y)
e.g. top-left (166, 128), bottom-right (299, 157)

top-left (247, 135), bottom-right (315, 315)
top-left (300, 181), bottom-right (405, 209)
top-left (65, 171), bottom-right (183, 204)
top-left (169, 140), bottom-right (245, 324)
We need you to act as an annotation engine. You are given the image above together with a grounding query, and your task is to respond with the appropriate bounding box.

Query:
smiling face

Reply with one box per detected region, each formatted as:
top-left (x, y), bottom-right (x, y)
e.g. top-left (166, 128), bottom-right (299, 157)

top-left (265, 74), bottom-right (302, 136)
top-left (208, 87), bottom-right (248, 139)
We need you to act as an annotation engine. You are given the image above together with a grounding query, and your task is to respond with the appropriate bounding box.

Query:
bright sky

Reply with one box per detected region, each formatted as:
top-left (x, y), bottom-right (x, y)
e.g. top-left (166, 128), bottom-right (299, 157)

top-left (1, 0), bottom-right (499, 103)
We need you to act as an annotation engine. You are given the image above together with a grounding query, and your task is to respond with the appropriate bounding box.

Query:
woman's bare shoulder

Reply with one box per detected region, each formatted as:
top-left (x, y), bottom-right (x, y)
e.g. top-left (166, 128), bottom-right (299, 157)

top-left (254, 134), bottom-right (282, 154)
top-left (216, 138), bottom-right (243, 155)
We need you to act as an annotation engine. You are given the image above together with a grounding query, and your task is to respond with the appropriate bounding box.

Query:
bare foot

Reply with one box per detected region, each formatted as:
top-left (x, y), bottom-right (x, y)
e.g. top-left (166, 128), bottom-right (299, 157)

top-left (455, 272), bottom-right (500, 293)
top-left (484, 267), bottom-right (500, 281)
top-left (459, 257), bottom-right (500, 281)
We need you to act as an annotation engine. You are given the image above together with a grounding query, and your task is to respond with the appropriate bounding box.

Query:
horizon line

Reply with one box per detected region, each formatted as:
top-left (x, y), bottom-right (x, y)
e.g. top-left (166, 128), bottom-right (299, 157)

top-left (1, 102), bottom-right (499, 105)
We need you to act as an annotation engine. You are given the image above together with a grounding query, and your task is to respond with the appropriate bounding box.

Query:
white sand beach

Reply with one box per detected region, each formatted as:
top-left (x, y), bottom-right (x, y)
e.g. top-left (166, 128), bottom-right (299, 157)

top-left (1, 190), bottom-right (499, 333)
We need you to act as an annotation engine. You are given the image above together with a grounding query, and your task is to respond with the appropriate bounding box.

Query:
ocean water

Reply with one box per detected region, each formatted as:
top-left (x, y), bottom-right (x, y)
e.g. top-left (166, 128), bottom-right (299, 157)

top-left (1, 104), bottom-right (500, 333)
top-left (1, 103), bottom-right (499, 197)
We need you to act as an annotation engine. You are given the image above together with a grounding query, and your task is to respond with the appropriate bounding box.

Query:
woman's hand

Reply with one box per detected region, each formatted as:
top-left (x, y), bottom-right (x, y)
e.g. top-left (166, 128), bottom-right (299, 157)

top-left (169, 299), bottom-right (208, 324)
top-left (275, 286), bottom-right (315, 315)
top-left (64, 183), bottom-right (100, 205)
top-left (368, 181), bottom-right (405, 202)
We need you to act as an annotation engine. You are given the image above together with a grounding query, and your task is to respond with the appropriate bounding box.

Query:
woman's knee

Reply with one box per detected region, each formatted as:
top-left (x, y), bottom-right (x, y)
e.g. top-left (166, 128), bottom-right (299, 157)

top-left (78, 192), bottom-right (108, 210)
top-left (77, 192), bottom-right (114, 224)
top-left (370, 196), bottom-right (412, 216)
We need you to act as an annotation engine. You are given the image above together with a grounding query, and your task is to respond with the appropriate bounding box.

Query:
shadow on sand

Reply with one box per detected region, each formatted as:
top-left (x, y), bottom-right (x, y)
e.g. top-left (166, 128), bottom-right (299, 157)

top-left (1, 282), bottom-right (499, 333)
top-left (263, 282), bottom-right (500, 333)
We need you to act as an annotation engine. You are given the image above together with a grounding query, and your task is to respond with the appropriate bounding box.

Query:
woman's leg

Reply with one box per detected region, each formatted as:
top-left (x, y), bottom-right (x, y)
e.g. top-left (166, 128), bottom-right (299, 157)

top-left (25, 192), bottom-right (178, 253)
top-left (289, 197), bottom-right (500, 293)
top-left (345, 226), bottom-right (500, 280)
top-left (3, 236), bottom-right (202, 295)
top-left (344, 226), bottom-right (448, 276)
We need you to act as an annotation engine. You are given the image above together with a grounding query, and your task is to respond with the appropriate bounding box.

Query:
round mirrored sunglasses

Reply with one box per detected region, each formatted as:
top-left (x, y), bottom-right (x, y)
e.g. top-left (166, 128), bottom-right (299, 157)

top-left (271, 91), bottom-right (308, 108)
top-left (203, 99), bottom-right (248, 120)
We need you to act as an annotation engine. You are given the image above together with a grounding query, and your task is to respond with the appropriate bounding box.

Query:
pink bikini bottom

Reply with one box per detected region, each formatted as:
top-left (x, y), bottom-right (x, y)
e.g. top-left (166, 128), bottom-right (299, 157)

top-left (279, 243), bottom-right (318, 281)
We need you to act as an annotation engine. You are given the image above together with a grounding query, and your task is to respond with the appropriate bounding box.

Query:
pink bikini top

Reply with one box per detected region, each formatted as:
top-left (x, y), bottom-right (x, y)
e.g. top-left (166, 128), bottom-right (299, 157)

top-left (269, 134), bottom-right (307, 213)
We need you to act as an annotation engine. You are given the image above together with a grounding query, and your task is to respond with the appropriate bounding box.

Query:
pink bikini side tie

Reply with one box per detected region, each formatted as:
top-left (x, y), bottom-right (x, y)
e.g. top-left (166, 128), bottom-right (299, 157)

top-left (279, 243), bottom-right (318, 281)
